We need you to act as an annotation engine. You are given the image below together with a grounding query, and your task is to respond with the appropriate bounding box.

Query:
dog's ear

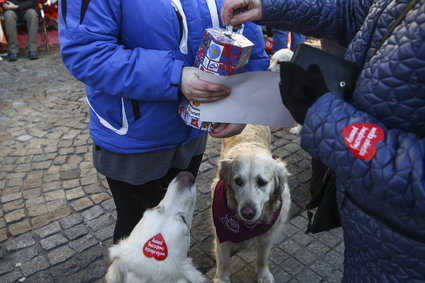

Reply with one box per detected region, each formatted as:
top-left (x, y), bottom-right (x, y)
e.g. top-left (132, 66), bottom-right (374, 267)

top-left (274, 158), bottom-right (291, 193)
top-left (218, 159), bottom-right (233, 181)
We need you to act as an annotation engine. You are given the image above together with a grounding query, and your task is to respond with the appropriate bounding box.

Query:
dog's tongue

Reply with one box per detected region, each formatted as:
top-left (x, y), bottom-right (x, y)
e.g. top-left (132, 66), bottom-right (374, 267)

top-left (143, 233), bottom-right (168, 261)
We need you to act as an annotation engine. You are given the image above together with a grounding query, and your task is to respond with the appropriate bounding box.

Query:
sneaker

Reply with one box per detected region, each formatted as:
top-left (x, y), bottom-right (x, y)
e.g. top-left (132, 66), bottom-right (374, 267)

top-left (8, 53), bottom-right (19, 62)
top-left (28, 51), bottom-right (38, 60)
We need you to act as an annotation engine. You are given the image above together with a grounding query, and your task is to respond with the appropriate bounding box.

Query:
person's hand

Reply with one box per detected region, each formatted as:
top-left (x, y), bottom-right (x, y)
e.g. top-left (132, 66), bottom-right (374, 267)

top-left (3, 1), bottom-right (18, 9)
top-left (279, 62), bottom-right (328, 125)
top-left (209, 123), bottom-right (246, 138)
top-left (181, 67), bottom-right (231, 103)
top-left (221, 0), bottom-right (263, 26)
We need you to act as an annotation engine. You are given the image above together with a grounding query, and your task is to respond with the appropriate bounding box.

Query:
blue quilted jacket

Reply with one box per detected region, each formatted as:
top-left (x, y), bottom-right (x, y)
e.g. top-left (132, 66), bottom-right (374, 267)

top-left (260, 0), bottom-right (425, 281)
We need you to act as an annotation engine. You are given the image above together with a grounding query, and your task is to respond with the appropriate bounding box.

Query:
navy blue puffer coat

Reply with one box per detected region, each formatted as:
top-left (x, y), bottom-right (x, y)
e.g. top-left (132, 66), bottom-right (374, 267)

top-left (260, 0), bottom-right (425, 281)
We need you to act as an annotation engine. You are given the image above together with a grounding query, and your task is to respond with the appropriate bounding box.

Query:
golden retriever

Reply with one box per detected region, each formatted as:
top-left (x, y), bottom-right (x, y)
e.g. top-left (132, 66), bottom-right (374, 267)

top-left (106, 171), bottom-right (207, 283)
top-left (211, 124), bottom-right (291, 283)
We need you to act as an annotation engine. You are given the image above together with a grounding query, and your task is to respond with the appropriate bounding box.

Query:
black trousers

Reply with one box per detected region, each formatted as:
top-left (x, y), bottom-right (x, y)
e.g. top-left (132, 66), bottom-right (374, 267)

top-left (107, 154), bottom-right (204, 244)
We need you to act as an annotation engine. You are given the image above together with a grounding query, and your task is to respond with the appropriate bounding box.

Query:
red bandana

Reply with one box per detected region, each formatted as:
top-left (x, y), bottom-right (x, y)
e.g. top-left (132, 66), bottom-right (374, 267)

top-left (212, 180), bottom-right (282, 243)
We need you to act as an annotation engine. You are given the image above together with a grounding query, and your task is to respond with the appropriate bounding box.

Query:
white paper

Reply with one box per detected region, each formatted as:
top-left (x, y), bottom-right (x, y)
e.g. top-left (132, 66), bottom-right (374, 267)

top-left (190, 67), bottom-right (295, 128)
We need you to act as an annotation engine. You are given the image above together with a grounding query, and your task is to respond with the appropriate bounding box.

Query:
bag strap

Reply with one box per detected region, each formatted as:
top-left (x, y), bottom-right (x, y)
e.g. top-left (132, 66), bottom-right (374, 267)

top-left (373, 0), bottom-right (419, 55)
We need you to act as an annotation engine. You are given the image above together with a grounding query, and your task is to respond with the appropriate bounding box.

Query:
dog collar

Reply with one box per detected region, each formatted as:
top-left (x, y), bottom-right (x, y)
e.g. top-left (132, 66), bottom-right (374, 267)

top-left (212, 180), bottom-right (282, 243)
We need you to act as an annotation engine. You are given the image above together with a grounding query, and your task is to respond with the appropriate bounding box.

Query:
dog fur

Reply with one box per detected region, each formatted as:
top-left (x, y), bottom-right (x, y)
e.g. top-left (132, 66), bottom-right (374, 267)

top-left (211, 124), bottom-right (291, 283)
top-left (106, 171), bottom-right (207, 283)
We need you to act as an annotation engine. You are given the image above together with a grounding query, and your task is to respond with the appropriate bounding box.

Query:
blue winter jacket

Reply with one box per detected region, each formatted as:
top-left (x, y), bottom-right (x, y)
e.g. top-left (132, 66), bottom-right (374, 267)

top-left (260, 0), bottom-right (425, 281)
top-left (58, 0), bottom-right (269, 154)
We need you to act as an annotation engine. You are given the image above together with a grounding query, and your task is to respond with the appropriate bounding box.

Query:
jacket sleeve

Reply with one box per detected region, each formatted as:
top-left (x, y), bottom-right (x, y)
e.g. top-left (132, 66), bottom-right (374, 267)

top-left (58, 0), bottom-right (184, 101)
top-left (301, 93), bottom-right (425, 238)
top-left (258, 0), bottom-right (374, 47)
top-left (242, 23), bottom-right (270, 72)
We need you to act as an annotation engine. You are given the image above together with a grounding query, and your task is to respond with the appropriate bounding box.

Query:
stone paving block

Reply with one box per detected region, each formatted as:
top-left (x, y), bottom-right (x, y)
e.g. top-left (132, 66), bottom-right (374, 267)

top-left (2, 199), bottom-right (24, 213)
top-left (13, 247), bottom-right (39, 263)
top-left (28, 203), bottom-right (48, 217)
top-left (101, 199), bottom-right (116, 212)
top-left (1, 192), bottom-right (22, 203)
top-left (4, 209), bottom-right (25, 223)
top-left (60, 213), bottom-right (83, 229)
top-left (60, 169), bottom-right (80, 180)
top-left (35, 222), bottom-right (61, 238)
top-left (65, 187), bottom-right (85, 201)
top-left (0, 261), bottom-right (14, 275)
top-left (295, 267), bottom-right (322, 283)
top-left (64, 224), bottom-right (89, 241)
top-left (82, 205), bottom-right (104, 222)
top-left (69, 234), bottom-right (98, 253)
top-left (279, 238), bottom-right (302, 255)
top-left (47, 246), bottom-right (75, 265)
top-left (40, 234), bottom-right (68, 251)
top-left (93, 224), bottom-right (114, 242)
top-left (87, 214), bottom-right (113, 232)
top-left (20, 255), bottom-right (49, 276)
top-left (8, 220), bottom-right (32, 236)
top-left (90, 192), bottom-right (110, 204)
top-left (71, 197), bottom-right (94, 211)
top-left (62, 179), bottom-right (80, 190)
top-left (0, 269), bottom-right (22, 283)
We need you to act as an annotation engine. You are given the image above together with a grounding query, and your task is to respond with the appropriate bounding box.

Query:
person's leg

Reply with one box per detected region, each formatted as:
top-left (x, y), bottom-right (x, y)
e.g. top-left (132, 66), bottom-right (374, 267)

top-left (107, 154), bottom-right (204, 244)
top-left (107, 177), bottom-right (164, 244)
top-left (23, 8), bottom-right (39, 57)
top-left (3, 10), bottom-right (19, 56)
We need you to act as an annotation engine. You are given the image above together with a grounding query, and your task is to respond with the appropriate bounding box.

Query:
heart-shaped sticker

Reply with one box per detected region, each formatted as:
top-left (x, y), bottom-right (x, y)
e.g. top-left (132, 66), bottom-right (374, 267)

top-left (343, 123), bottom-right (384, 160)
top-left (143, 233), bottom-right (168, 261)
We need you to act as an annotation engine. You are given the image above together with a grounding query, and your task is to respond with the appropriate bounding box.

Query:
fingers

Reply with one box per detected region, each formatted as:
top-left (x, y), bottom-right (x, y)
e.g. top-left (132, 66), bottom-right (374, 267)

top-left (221, 0), bottom-right (263, 26)
top-left (181, 67), bottom-right (231, 103)
top-left (209, 123), bottom-right (246, 138)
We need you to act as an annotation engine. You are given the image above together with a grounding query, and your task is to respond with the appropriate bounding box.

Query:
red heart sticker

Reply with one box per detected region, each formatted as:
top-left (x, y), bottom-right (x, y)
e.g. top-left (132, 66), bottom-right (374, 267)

top-left (343, 123), bottom-right (384, 160)
top-left (143, 233), bottom-right (168, 261)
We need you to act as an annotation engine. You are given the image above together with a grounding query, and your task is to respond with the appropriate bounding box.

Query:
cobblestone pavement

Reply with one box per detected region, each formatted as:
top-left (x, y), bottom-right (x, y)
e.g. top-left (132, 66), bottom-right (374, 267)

top-left (0, 46), bottom-right (344, 283)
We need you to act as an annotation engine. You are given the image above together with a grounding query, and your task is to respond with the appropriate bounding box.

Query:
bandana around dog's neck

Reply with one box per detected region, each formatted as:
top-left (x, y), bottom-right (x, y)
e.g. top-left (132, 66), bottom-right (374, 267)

top-left (212, 180), bottom-right (282, 243)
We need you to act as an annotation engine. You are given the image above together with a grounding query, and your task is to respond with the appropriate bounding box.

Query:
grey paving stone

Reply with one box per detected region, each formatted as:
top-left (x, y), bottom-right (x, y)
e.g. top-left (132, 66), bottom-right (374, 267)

top-left (40, 233), bottom-right (68, 251)
top-left (13, 246), bottom-right (39, 263)
top-left (59, 213), bottom-right (83, 229)
top-left (35, 222), bottom-right (61, 238)
top-left (81, 205), bottom-right (104, 222)
top-left (5, 233), bottom-right (35, 252)
top-left (0, 269), bottom-right (22, 283)
top-left (47, 246), bottom-right (75, 265)
top-left (69, 234), bottom-right (98, 253)
top-left (64, 224), bottom-right (89, 240)
top-left (20, 255), bottom-right (49, 276)
top-left (295, 267), bottom-right (322, 283)
top-left (87, 214), bottom-right (113, 232)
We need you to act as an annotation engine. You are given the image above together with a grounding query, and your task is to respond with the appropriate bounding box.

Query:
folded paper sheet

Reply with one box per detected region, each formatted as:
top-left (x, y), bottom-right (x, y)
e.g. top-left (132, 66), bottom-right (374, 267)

top-left (191, 67), bottom-right (296, 128)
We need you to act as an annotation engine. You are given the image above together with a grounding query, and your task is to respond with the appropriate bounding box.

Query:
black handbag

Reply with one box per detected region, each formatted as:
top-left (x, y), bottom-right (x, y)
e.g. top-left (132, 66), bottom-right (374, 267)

top-left (291, 43), bottom-right (360, 101)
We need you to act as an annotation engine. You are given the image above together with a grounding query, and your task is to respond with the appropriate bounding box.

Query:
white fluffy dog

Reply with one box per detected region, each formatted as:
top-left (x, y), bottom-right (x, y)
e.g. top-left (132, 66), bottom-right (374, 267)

top-left (268, 48), bottom-right (302, 135)
top-left (211, 125), bottom-right (291, 283)
top-left (106, 171), bottom-right (207, 283)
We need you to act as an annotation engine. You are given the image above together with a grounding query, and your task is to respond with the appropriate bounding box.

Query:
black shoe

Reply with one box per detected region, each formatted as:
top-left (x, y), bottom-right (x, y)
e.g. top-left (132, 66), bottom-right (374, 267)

top-left (28, 51), bottom-right (38, 60)
top-left (8, 53), bottom-right (18, 62)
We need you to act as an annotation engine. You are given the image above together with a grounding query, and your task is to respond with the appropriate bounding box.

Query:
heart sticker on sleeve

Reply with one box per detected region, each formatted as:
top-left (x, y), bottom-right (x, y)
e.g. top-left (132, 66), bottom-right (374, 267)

top-left (343, 123), bottom-right (384, 160)
top-left (143, 233), bottom-right (168, 261)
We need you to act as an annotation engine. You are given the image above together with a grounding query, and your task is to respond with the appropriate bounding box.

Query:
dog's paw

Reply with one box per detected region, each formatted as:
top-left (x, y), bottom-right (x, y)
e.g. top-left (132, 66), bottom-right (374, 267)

top-left (289, 124), bottom-right (302, 135)
top-left (257, 271), bottom-right (274, 283)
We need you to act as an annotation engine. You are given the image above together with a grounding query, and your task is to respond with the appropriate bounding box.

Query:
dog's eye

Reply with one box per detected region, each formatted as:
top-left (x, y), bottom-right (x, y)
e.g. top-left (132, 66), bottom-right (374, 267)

top-left (234, 177), bottom-right (243, 186)
top-left (257, 177), bottom-right (268, 187)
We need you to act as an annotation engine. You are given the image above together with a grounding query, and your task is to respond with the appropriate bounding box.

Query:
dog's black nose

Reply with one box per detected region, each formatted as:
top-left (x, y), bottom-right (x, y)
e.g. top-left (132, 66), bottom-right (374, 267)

top-left (241, 206), bottom-right (256, 220)
top-left (176, 171), bottom-right (195, 187)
